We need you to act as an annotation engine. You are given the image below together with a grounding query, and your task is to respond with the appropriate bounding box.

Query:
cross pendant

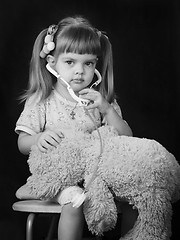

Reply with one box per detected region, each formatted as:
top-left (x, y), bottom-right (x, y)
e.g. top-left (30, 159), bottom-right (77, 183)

top-left (70, 111), bottom-right (76, 119)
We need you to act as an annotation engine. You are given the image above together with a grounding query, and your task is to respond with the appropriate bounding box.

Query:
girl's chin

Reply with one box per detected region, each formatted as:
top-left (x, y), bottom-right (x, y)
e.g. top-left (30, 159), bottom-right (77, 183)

top-left (71, 85), bottom-right (87, 93)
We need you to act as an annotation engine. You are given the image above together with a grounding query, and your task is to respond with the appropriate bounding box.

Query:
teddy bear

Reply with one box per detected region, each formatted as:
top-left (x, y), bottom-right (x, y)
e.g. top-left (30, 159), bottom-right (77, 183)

top-left (23, 125), bottom-right (180, 240)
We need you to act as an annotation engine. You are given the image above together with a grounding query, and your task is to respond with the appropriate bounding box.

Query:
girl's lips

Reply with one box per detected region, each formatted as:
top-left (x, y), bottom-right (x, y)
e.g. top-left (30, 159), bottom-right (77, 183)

top-left (73, 79), bottom-right (84, 84)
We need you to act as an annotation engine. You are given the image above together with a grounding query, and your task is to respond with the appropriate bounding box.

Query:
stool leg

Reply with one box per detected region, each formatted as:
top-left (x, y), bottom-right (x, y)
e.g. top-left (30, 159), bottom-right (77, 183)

top-left (46, 214), bottom-right (59, 240)
top-left (26, 213), bottom-right (36, 240)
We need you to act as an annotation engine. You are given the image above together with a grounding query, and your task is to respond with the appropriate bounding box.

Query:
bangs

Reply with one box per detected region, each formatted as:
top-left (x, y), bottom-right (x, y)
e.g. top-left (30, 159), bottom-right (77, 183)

top-left (55, 27), bottom-right (101, 56)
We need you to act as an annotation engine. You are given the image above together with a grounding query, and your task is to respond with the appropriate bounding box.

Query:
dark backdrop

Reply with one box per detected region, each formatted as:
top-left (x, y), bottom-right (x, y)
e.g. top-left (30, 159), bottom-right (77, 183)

top-left (0, 0), bottom-right (180, 239)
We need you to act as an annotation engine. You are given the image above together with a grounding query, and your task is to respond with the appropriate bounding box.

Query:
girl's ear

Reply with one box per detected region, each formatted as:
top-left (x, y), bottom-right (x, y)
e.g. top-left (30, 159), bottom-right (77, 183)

top-left (46, 55), bottom-right (55, 66)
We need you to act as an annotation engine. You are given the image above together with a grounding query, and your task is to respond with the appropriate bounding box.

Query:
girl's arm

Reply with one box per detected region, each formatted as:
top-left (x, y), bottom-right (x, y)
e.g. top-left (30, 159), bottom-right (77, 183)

top-left (79, 88), bottom-right (133, 136)
top-left (101, 103), bottom-right (133, 136)
top-left (18, 130), bottom-right (64, 155)
top-left (18, 132), bottom-right (42, 155)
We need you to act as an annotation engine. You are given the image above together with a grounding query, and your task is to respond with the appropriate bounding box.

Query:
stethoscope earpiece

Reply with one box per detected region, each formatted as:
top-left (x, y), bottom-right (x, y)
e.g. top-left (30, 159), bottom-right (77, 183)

top-left (90, 69), bottom-right (102, 89)
top-left (46, 63), bottom-right (60, 78)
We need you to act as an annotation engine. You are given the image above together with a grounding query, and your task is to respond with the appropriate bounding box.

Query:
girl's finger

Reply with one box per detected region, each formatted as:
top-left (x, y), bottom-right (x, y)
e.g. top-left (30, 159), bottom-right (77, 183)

top-left (79, 92), bottom-right (99, 101)
top-left (48, 131), bottom-right (64, 143)
top-left (85, 101), bottom-right (99, 110)
top-left (79, 88), bottom-right (97, 96)
top-left (45, 136), bottom-right (59, 147)
top-left (57, 131), bottom-right (64, 139)
top-left (78, 88), bottom-right (91, 94)
top-left (37, 141), bottom-right (47, 152)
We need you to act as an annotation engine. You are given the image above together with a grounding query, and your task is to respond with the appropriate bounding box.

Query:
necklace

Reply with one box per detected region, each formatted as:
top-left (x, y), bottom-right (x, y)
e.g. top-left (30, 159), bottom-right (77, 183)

top-left (54, 88), bottom-right (78, 120)
top-left (70, 103), bottom-right (78, 119)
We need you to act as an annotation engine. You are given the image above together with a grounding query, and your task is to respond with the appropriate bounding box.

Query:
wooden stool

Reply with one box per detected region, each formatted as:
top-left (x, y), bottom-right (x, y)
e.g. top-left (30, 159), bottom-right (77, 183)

top-left (12, 184), bottom-right (62, 240)
top-left (13, 200), bottom-right (62, 240)
top-left (13, 185), bottom-right (101, 240)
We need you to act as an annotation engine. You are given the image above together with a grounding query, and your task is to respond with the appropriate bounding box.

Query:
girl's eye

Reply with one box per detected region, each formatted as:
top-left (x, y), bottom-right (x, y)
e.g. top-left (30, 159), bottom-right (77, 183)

top-left (85, 62), bottom-right (94, 67)
top-left (65, 60), bottom-right (74, 65)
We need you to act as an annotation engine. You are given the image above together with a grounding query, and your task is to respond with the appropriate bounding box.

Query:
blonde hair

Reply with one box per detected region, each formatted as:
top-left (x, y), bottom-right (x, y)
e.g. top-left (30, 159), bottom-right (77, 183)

top-left (21, 16), bottom-right (115, 103)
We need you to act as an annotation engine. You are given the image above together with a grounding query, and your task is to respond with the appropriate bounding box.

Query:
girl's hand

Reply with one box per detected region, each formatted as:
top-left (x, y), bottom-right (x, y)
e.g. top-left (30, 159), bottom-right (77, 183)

top-left (79, 88), bottom-right (112, 115)
top-left (36, 130), bottom-right (64, 152)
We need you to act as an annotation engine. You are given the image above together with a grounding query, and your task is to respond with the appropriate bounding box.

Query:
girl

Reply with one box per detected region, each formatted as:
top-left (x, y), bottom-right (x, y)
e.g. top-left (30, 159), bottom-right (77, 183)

top-left (15, 16), bottom-right (180, 240)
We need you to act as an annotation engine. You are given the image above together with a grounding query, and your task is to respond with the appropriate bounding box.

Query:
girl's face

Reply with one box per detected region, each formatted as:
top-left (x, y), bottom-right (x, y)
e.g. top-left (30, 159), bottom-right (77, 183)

top-left (54, 52), bottom-right (97, 94)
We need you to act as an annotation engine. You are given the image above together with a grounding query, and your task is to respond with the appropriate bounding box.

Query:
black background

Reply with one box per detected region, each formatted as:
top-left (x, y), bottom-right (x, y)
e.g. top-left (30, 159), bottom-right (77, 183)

top-left (0, 0), bottom-right (180, 239)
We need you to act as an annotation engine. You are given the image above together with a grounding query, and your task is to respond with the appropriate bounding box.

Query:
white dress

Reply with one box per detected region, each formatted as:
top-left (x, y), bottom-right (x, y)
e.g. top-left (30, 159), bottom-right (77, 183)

top-left (15, 89), bottom-right (122, 136)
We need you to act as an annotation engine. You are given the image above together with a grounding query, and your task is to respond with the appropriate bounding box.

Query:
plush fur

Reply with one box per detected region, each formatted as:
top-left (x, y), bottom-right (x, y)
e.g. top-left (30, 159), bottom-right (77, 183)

top-left (27, 125), bottom-right (180, 239)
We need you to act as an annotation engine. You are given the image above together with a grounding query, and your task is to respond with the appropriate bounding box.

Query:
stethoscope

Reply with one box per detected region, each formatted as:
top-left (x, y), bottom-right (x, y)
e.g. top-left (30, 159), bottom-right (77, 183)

top-left (46, 63), bottom-right (103, 208)
top-left (46, 63), bottom-right (102, 106)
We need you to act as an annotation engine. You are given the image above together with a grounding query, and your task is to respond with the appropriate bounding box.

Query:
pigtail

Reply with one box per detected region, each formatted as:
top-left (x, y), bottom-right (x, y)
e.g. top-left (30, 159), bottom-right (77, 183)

top-left (20, 29), bottom-right (54, 102)
top-left (99, 33), bottom-right (115, 103)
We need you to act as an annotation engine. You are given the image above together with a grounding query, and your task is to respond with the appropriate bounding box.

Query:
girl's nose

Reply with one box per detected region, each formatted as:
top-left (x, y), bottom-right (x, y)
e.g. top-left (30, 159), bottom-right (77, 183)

top-left (75, 64), bottom-right (84, 75)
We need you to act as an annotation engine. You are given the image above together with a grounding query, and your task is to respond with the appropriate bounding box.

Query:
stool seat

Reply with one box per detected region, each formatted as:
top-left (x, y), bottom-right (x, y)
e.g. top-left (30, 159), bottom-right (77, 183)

top-left (13, 200), bottom-right (61, 240)
top-left (13, 200), bottom-right (62, 213)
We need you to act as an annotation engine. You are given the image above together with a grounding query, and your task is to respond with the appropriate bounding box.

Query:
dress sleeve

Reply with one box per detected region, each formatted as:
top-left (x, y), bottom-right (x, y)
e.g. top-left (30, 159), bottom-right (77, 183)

top-left (15, 95), bottom-right (46, 135)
